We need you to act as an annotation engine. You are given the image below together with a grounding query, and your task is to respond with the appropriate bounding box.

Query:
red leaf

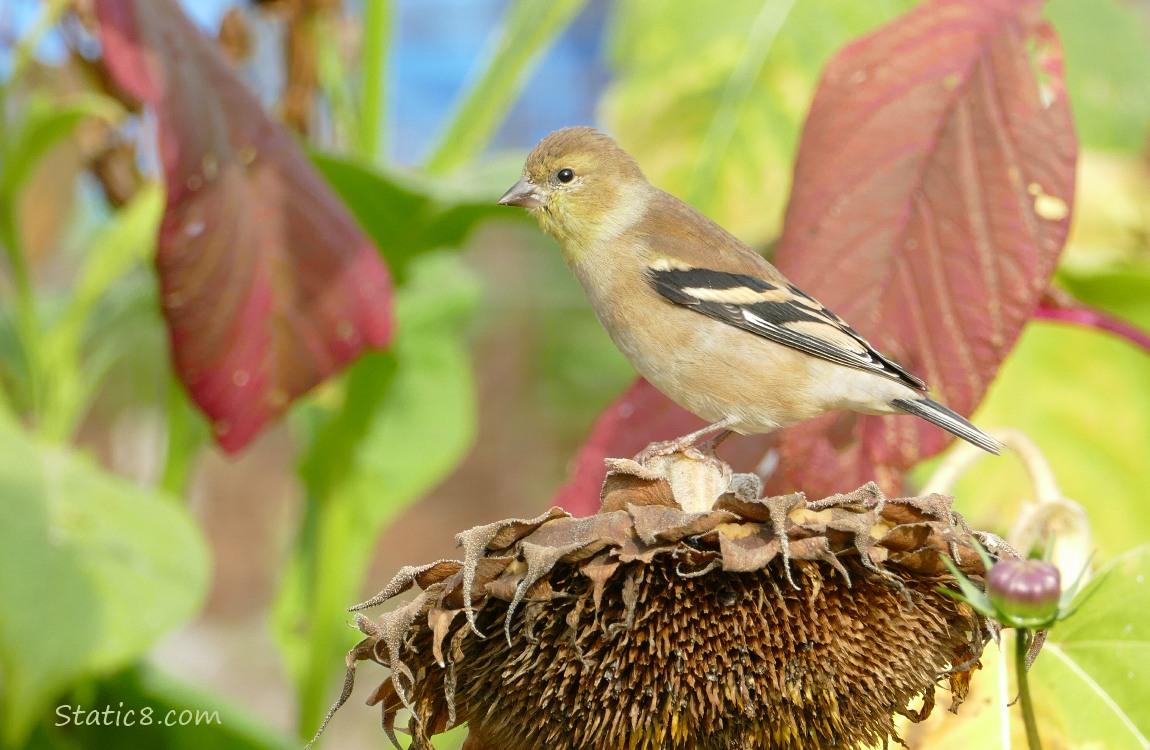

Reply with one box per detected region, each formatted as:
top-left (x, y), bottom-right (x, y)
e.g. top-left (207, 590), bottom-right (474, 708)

top-left (554, 0), bottom-right (1076, 512)
top-left (94, 0), bottom-right (394, 452)
top-left (767, 0), bottom-right (1076, 495)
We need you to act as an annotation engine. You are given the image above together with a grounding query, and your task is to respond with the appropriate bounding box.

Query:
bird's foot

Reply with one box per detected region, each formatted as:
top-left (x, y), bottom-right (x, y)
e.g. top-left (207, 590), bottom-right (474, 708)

top-left (633, 435), bottom-right (705, 465)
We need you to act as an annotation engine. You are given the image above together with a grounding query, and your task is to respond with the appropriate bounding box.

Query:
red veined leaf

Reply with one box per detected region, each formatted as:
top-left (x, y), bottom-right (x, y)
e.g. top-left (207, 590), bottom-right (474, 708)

top-left (766, 0), bottom-right (1077, 496)
top-left (94, 0), bottom-right (394, 452)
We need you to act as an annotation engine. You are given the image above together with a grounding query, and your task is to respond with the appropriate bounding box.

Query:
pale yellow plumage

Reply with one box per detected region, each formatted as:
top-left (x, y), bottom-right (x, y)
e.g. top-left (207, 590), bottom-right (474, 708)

top-left (499, 126), bottom-right (1001, 456)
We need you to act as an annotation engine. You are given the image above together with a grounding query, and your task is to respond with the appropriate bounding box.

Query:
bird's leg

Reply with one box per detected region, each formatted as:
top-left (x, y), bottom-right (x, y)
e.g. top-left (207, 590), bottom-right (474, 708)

top-left (696, 429), bottom-right (734, 455)
top-left (633, 417), bottom-right (739, 464)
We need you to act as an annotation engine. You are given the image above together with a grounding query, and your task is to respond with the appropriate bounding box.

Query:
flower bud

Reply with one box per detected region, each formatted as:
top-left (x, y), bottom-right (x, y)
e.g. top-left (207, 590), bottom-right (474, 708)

top-left (987, 558), bottom-right (1062, 629)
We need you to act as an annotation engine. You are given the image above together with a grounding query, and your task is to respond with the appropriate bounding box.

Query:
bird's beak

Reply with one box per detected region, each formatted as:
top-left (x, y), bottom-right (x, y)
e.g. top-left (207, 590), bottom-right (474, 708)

top-left (498, 177), bottom-right (545, 209)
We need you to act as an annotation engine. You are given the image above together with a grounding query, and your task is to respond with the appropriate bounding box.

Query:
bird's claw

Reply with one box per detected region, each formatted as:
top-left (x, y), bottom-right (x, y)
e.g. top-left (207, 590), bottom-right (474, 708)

top-left (633, 419), bottom-right (736, 466)
top-left (632, 437), bottom-right (698, 465)
top-left (633, 440), bottom-right (725, 474)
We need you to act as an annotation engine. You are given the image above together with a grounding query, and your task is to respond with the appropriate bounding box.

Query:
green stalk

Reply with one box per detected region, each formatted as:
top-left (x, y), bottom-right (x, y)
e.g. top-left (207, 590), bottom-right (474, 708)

top-left (1016, 629), bottom-right (1043, 750)
top-left (423, 0), bottom-right (587, 174)
top-left (687, 0), bottom-right (796, 207)
top-left (0, 200), bottom-right (42, 421)
top-left (359, 0), bottom-right (392, 163)
top-left (8, 0), bottom-right (71, 83)
top-left (0, 0), bottom-right (78, 425)
top-left (159, 376), bottom-right (207, 498)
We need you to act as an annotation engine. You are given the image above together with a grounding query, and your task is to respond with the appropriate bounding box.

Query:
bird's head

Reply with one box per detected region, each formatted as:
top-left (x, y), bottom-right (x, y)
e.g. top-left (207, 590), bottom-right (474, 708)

top-left (499, 127), bottom-right (646, 252)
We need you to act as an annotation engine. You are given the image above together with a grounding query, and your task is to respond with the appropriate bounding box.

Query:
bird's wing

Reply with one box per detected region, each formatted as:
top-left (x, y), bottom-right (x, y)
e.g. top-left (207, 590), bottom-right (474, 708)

top-left (646, 259), bottom-right (927, 391)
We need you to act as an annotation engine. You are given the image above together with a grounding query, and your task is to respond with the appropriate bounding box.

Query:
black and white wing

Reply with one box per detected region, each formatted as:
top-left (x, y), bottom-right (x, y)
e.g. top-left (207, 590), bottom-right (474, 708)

top-left (646, 260), bottom-right (927, 392)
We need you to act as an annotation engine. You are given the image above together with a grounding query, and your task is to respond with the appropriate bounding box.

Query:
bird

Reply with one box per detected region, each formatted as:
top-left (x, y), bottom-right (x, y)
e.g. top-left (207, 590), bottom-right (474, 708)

top-left (498, 126), bottom-right (1001, 460)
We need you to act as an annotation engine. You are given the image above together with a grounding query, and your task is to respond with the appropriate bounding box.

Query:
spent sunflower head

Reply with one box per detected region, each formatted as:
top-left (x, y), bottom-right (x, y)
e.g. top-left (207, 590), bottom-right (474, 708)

top-left (314, 454), bottom-right (1012, 750)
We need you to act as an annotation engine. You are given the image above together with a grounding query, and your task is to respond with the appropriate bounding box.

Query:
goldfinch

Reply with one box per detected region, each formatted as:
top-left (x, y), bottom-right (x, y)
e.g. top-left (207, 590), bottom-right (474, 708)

top-left (499, 127), bottom-right (1001, 457)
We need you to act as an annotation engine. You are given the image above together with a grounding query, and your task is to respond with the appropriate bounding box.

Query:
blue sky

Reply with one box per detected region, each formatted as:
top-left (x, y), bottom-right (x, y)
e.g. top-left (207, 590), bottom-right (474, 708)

top-left (2, 0), bottom-right (607, 162)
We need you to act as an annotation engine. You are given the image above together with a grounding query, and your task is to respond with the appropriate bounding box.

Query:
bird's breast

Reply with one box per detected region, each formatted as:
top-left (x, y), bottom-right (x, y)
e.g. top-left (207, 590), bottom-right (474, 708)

top-left (571, 257), bottom-right (822, 433)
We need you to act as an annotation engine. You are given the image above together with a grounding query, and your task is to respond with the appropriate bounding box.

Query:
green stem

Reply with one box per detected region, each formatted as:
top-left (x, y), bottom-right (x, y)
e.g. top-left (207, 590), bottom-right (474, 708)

top-left (0, 200), bottom-right (43, 421)
top-left (290, 492), bottom-right (375, 739)
top-left (423, 0), bottom-right (587, 174)
top-left (1016, 629), bottom-right (1043, 750)
top-left (0, 0), bottom-right (73, 426)
top-left (8, 0), bottom-right (71, 83)
top-left (158, 377), bottom-right (206, 498)
top-left (686, 0), bottom-right (796, 207)
top-left (359, 0), bottom-right (391, 163)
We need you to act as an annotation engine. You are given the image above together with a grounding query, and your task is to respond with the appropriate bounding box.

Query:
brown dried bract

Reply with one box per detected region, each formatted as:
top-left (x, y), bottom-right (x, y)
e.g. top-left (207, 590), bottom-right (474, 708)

top-left (312, 456), bottom-right (1009, 750)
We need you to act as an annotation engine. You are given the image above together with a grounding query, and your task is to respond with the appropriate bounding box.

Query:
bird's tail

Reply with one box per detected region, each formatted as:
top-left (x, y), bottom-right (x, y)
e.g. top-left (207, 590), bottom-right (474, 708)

top-left (890, 397), bottom-right (1002, 455)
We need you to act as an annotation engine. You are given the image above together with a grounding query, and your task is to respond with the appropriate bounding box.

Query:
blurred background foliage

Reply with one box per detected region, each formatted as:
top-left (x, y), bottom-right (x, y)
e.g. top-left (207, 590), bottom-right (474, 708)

top-left (0, 0), bottom-right (1148, 748)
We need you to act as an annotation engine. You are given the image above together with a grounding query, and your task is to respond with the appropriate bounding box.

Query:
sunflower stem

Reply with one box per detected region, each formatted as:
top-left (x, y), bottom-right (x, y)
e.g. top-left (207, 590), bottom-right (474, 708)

top-left (1015, 629), bottom-right (1043, 750)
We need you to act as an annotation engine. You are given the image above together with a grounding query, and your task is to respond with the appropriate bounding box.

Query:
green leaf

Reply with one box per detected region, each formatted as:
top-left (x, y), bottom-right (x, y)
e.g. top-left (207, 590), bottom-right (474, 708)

top-left (0, 416), bottom-right (209, 744)
top-left (275, 252), bottom-right (480, 735)
top-left (423, 0), bottom-right (589, 174)
top-left (0, 92), bottom-right (122, 202)
top-left (1047, 0), bottom-right (1150, 153)
top-left (682, 0), bottom-right (797, 208)
top-left (312, 152), bottom-right (524, 283)
top-left (602, 0), bottom-right (915, 244)
top-left (344, 252), bottom-right (480, 524)
top-left (1058, 262), bottom-right (1150, 332)
top-left (1033, 545), bottom-right (1150, 747)
top-left (0, 290), bottom-right (30, 412)
top-left (78, 270), bottom-right (171, 417)
top-left (39, 183), bottom-right (164, 442)
top-left (65, 183), bottom-right (165, 337)
top-left (0, 91), bottom-right (123, 422)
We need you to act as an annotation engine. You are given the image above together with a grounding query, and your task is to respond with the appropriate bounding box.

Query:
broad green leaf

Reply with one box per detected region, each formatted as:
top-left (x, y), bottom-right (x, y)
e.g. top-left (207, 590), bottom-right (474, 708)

top-left (424, 0), bottom-right (589, 174)
top-left (312, 152), bottom-right (525, 283)
top-left (77, 271), bottom-right (170, 416)
top-left (343, 252), bottom-right (480, 523)
top-left (1059, 263), bottom-right (1150, 332)
top-left (921, 320), bottom-right (1150, 559)
top-left (602, 0), bottom-right (915, 244)
top-left (0, 416), bottom-right (209, 744)
top-left (275, 252), bottom-right (480, 735)
top-left (675, 0), bottom-right (798, 211)
top-left (1034, 545), bottom-right (1150, 747)
top-left (1047, 0), bottom-right (1150, 153)
top-left (34, 664), bottom-right (292, 749)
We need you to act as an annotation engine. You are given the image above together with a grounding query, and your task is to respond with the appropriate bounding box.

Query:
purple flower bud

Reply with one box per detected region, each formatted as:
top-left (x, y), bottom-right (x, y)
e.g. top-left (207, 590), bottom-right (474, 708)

top-left (986, 559), bottom-right (1062, 629)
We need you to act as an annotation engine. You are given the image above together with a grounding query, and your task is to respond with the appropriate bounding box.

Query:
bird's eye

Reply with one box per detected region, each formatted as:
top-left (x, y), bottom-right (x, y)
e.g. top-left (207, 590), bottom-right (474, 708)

top-left (556, 168), bottom-right (575, 184)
